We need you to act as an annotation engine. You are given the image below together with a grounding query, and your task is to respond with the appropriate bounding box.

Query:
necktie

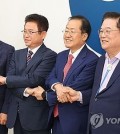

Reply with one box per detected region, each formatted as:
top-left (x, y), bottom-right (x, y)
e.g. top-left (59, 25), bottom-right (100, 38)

top-left (63, 54), bottom-right (74, 80)
top-left (54, 54), bottom-right (74, 117)
top-left (27, 50), bottom-right (33, 65)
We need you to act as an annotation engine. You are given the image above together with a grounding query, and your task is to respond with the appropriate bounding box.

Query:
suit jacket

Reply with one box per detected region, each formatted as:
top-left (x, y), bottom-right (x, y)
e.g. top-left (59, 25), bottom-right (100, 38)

top-left (88, 55), bottom-right (120, 134)
top-left (46, 45), bottom-right (98, 134)
top-left (6, 44), bottom-right (57, 131)
top-left (0, 41), bottom-right (14, 113)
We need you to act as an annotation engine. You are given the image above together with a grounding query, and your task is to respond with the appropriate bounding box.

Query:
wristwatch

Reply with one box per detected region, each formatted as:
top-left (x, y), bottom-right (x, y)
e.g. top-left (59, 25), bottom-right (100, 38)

top-left (41, 91), bottom-right (46, 100)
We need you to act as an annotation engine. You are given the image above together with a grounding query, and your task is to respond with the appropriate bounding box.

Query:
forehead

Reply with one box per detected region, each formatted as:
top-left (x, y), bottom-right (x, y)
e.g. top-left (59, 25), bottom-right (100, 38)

top-left (101, 18), bottom-right (118, 29)
top-left (66, 19), bottom-right (82, 29)
top-left (24, 22), bottom-right (38, 29)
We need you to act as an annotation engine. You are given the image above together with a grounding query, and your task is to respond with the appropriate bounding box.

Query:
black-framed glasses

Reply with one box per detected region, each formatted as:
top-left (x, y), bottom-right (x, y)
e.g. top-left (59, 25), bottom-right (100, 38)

top-left (98, 29), bottom-right (119, 36)
top-left (21, 30), bottom-right (42, 36)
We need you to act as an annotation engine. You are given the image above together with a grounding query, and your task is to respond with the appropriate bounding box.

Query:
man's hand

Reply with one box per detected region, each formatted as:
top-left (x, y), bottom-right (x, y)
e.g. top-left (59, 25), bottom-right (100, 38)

top-left (0, 113), bottom-right (7, 125)
top-left (54, 84), bottom-right (70, 103)
top-left (66, 87), bottom-right (80, 103)
top-left (26, 86), bottom-right (45, 100)
top-left (25, 88), bottom-right (34, 95)
top-left (32, 86), bottom-right (45, 100)
top-left (0, 76), bottom-right (6, 85)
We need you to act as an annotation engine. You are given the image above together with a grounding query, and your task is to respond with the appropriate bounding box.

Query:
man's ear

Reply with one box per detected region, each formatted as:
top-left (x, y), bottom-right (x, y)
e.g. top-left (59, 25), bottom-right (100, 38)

top-left (41, 31), bottom-right (47, 40)
top-left (82, 33), bottom-right (88, 41)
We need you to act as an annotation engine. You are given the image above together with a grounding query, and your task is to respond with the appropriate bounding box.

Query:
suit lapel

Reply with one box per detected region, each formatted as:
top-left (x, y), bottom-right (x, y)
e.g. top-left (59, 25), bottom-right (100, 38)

top-left (63, 45), bottom-right (88, 83)
top-left (20, 48), bottom-right (28, 74)
top-left (94, 56), bottom-right (105, 91)
top-left (94, 56), bottom-right (105, 96)
top-left (106, 61), bottom-right (120, 89)
top-left (24, 44), bottom-right (46, 73)
top-left (59, 51), bottom-right (69, 82)
top-left (97, 59), bottom-right (120, 96)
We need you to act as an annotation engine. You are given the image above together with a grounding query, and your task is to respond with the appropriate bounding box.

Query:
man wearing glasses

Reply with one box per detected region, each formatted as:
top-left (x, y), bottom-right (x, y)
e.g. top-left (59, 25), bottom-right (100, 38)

top-left (27, 15), bottom-right (99, 134)
top-left (0, 14), bottom-right (57, 134)
top-left (62, 12), bottom-right (120, 134)
top-left (88, 12), bottom-right (120, 134)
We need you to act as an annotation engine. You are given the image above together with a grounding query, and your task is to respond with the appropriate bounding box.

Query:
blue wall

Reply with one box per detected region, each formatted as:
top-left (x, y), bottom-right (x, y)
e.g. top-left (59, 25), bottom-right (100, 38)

top-left (69, 0), bottom-right (120, 54)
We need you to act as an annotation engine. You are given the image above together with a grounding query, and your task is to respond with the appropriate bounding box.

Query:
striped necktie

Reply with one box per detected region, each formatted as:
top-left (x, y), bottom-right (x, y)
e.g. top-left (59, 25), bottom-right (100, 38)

top-left (27, 50), bottom-right (33, 65)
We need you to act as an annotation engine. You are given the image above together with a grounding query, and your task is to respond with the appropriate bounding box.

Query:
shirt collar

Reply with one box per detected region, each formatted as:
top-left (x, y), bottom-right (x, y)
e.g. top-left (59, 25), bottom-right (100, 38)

top-left (28, 45), bottom-right (42, 54)
top-left (105, 52), bottom-right (120, 61)
top-left (69, 44), bottom-right (85, 59)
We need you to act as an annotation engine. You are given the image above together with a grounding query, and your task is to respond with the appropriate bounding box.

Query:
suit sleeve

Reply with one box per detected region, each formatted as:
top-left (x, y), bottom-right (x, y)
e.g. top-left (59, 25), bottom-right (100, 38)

top-left (67, 59), bottom-right (98, 105)
top-left (1, 46), bottom-right (15, 113)
top-left (45, 58), bottom-right (61, 106)
top-left (47, 90), bottom-right (57, 107)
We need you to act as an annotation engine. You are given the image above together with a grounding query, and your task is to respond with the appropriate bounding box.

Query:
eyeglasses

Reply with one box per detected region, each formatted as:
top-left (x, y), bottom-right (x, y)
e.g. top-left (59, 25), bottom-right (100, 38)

top-left (62, 29), bottom-right (81, 36)
top-left (21, 30), bottom-right (42, 36)
top-left (98, 29), bottom-right (119, 36)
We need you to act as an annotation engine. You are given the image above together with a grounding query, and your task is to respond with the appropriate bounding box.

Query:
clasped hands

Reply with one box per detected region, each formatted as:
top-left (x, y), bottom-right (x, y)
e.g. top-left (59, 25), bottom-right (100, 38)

top-left (53, 84), bottom-right (80, 103)
top-left (26, 84), bottom-right (80, 103)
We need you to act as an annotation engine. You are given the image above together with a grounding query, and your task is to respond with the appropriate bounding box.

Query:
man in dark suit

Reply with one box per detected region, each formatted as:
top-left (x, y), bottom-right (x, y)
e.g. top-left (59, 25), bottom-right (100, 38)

top-left (0, 14), bottom-right (57, 134)
top-left (0, 41), bottom-right (14, 134)
top-left (87, 12), bottom-right (120, 134)
top-left (27, 15), bottom-right (98, 134)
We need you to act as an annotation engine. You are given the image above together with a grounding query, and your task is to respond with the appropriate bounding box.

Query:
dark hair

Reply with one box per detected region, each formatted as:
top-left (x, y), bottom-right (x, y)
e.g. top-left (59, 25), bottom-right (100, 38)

top-left (25, 14), bottom-right (49, 32)
top-left (69, 15), bottom-right (91, 40)
top-left (102, 12), bottom-right (120, 29)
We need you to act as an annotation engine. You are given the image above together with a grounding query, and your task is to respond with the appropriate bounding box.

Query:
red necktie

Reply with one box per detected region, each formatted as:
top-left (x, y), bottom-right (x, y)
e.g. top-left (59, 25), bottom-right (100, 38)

top-left (27, 50), bottom-right (33, 65)
top-left (54, 54), bottom-right (74, 117)
top-left (63, 54), bottom-right (74, 80)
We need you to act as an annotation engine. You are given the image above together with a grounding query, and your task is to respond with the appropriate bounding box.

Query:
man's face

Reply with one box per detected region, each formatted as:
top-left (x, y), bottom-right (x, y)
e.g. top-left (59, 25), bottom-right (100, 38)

top-left (63, 19), bottom-right (88, 53)
top-left (99, 18), bottom-right (120, 53)
top-left (23, 22), bottom-right (46, 49)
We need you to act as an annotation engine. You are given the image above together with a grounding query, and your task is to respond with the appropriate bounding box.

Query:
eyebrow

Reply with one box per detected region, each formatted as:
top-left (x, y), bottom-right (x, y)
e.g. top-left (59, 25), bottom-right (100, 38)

top-left (100, 27), bottom-right (113, 30)
top-left (24, 29), bottom-right (38, 31)
top-left (66, 27), bottom-right (77, 30)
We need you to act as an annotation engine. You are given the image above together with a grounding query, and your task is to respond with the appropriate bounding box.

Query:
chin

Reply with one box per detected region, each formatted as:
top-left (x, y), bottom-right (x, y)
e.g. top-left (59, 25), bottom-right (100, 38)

top-left (25, 43), bottom-right (30, 47)
top-left (65, 44), bottom-right (72, 48)
top-left (101, 44), bottom-right (108, 50)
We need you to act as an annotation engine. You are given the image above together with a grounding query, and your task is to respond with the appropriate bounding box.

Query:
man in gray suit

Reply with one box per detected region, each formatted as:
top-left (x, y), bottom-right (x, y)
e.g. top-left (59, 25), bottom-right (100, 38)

top-left (0, 14), bottom-right (57, 134)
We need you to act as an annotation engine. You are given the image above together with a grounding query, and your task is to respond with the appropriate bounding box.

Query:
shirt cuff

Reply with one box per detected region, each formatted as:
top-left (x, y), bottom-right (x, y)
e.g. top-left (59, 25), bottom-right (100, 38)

top-left (51, 82), bottom-right (62, 91)
top-left (23, 88), bottom-right (30, 97)
top-left (78, 91), bottom-right (83, 104)
top-left (4, 77), bottom-right (7, 84)
top-left (45, 92), bottom-right (48, 101)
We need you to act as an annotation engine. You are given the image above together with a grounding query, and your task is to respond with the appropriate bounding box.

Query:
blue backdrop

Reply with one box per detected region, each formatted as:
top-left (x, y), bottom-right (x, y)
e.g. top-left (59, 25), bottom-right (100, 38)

top-left (69, 0), bottom-right (120, 54)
